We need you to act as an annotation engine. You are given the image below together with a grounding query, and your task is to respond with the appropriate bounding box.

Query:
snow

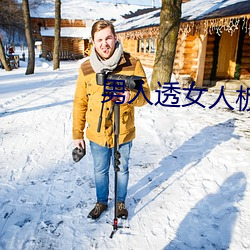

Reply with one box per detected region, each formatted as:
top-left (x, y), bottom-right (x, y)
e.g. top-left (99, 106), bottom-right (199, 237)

top-left (30, 0), bottom-right (152, 20)
top-left (40, 27), bottom-right (92, 39)
top-left (91, 0), bottom-right (161, 7)
top-left (114, 9), bottom-right (160, 33)
top-left (0, 48), bottom-right (250, 249)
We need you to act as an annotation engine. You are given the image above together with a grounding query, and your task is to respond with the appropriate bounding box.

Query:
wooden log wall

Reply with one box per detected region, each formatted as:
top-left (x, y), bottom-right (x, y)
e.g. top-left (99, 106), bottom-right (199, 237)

top-left (203, 34), bottom-right (216, 81)
top-left (173, 34), bottom-right (199, 80)
top-left (61, 38), bottom-right (74, 52)
top-left (120, 38), bottom-right (156, 68)
top-left (183, 35), bottom-right (198, 80)
top-left (121, 39), bottom-right (137, 54)
top-left (32, 18), bottom-right (86, 29)
top-left (41, 37), bottom-right (53, 58)
top-left (72, 38), bottom-right (88, 55)
top-left (41, 37), bottom-right (86, 58)
top-left (173, 35), bottom-right (185, 76)
top-left (134, 53), bottom-right (156, 68)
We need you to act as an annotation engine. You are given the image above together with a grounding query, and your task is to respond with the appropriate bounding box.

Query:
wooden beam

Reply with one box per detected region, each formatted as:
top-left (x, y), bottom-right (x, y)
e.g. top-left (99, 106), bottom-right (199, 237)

top-left (196, 33), bottom-right (208, 87)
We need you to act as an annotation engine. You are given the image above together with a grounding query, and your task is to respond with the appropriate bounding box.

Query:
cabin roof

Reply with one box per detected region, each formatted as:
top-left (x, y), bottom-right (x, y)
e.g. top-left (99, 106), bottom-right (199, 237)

top-left (182, 0), bottom-right (250, 21)
top-left (115, 0), bottom-right (250, 33)
top-left (30, 0), bottom-right (151, 21)
top-left (40, 27), bottom-right (91, 39)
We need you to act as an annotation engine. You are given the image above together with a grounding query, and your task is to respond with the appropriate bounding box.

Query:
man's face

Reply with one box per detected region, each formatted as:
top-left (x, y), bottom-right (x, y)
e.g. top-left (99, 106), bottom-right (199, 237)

top-left (93, 27), bottom-right (117, 60)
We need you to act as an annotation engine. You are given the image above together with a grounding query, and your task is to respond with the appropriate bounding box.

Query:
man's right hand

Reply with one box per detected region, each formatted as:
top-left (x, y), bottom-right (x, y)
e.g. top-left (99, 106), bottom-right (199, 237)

top-left (72, 139), bottom-right (86, 162)
top-left (74, 139), bottom-right (85, 149)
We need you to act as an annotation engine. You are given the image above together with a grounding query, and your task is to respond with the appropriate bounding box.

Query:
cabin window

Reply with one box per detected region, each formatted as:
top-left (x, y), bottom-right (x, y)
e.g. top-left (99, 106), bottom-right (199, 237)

top-left (145, 38), bottom-right (150, 53)
top-left (150, 38), bottom-right (155, 53)
top-left (137, 39), bottom-right (141, 53)
top-left (137, 38), bottom-right (156, 54)
top-left (137, 38), bottom-right (144, 53)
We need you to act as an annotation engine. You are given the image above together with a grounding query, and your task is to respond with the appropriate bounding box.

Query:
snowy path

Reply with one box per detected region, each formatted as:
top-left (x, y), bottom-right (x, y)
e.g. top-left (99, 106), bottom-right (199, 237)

top-left (0, 59), bottom-right (250, 249)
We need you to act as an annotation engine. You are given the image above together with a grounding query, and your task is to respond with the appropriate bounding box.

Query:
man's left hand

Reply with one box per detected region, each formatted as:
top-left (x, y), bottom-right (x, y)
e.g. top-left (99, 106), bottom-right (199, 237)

top-left (112, 90), bottom-right (130, 104)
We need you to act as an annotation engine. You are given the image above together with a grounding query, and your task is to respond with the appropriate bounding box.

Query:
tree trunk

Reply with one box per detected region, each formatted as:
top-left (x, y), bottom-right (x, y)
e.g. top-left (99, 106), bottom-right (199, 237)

top-left (151, 0), bottom-right (182, 90)
top-left (22, 0), bottom-right (35, 75)
top-left (53, 0), bottom-right (61, 70)
top-left (0, 37), bottom-right (11, 71)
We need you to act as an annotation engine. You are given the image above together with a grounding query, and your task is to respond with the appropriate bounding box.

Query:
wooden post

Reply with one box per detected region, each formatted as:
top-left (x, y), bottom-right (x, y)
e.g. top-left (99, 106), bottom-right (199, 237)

top-left (196, 33), bottom-right (207, 87)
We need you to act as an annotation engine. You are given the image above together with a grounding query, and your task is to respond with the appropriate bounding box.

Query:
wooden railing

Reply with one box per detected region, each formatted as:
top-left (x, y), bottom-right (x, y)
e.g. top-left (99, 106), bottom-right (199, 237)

top-left (46, 51), bottom-right (83, 61)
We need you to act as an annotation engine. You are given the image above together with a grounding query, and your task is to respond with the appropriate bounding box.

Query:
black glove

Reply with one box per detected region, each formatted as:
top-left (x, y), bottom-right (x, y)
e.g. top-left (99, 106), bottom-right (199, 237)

top-left (72, 146), bottom-right (86, 162)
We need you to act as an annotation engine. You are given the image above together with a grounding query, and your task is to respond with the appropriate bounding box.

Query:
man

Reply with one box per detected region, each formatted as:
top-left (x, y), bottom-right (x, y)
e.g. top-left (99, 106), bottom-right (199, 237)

top-left (72, 20), bottom-right (150, 220)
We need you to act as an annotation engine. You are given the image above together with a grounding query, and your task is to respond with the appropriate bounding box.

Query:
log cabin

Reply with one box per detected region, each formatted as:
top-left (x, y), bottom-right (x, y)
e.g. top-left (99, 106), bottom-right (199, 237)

top-left (31, 18), bottom-right (92, 60)
top-left (115, 0), bottom-right (250, 88)
top-left (30, 1), bottom-right (152, 61)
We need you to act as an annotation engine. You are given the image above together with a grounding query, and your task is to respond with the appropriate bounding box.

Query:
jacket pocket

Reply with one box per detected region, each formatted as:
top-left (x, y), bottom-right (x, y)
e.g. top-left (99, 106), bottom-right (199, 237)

top-left (120, 106), bottom-right (134, 133)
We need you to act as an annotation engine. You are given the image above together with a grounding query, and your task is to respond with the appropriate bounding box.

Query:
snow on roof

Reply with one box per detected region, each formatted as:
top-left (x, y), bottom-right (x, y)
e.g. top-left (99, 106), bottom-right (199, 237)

top-left (30, 0), bottom-right (151, 20)
top-left (114, 8), bottom-right (160, 32)
top-left (40, 27), bottom-right (91, 39)
top-left (182, 0), bottom-right (250, 21)
top-left (114, 0), bottom-right (250, 33)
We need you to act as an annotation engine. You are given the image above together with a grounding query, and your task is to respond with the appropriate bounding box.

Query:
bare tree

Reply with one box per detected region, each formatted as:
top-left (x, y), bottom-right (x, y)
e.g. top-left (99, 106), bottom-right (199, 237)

top-left (22, 0), bottom-right (35, 75)
top-left (0, 37), bottom-right (11, 71)
top-left (0, 0), bottom-right (24, 37)
top-left (53, 0), bottom-right (61, 70)
top-left (0, 0), bottom-right (23, 71)
top-left (29, 0), bottom-right (47, 8)
top-left (151, 0), bottom-right (182, 90)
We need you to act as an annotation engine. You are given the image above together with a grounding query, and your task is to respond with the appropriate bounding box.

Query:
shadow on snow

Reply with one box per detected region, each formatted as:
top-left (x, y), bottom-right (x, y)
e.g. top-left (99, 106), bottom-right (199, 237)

top-left (164, 172), bottom-right (247, 249)
top-left (128, 118), bottom-right (240, 213)
top-left (0, 100), bottom-right (73, 117)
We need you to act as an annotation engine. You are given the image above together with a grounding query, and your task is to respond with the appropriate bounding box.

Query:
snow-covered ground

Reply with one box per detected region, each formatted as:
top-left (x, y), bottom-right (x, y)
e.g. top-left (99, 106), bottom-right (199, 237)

top-left (0, 50), bottom-right (250, 250)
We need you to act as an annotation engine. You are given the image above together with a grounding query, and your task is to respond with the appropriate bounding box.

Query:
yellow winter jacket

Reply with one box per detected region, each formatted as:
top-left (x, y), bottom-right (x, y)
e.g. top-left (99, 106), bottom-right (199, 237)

top-left (72, 52), bottom-right (150, 148)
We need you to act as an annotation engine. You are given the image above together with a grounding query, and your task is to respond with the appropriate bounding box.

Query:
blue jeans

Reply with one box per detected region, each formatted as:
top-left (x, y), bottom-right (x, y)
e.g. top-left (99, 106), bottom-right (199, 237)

top-left (90, 141), bottom-right (132, 205)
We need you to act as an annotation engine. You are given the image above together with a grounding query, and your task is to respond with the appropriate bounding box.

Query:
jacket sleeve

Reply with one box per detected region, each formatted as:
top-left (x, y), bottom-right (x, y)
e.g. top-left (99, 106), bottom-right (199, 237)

top-left (128, 59), bottom-right (151, 107)
top-left (72, 68), bottom-right (88, 140)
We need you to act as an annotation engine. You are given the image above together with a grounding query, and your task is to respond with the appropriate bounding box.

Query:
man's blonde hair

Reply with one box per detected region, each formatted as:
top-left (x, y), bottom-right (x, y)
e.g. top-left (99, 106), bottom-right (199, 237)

top-left (91, 20), bottom-right (116, 40)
